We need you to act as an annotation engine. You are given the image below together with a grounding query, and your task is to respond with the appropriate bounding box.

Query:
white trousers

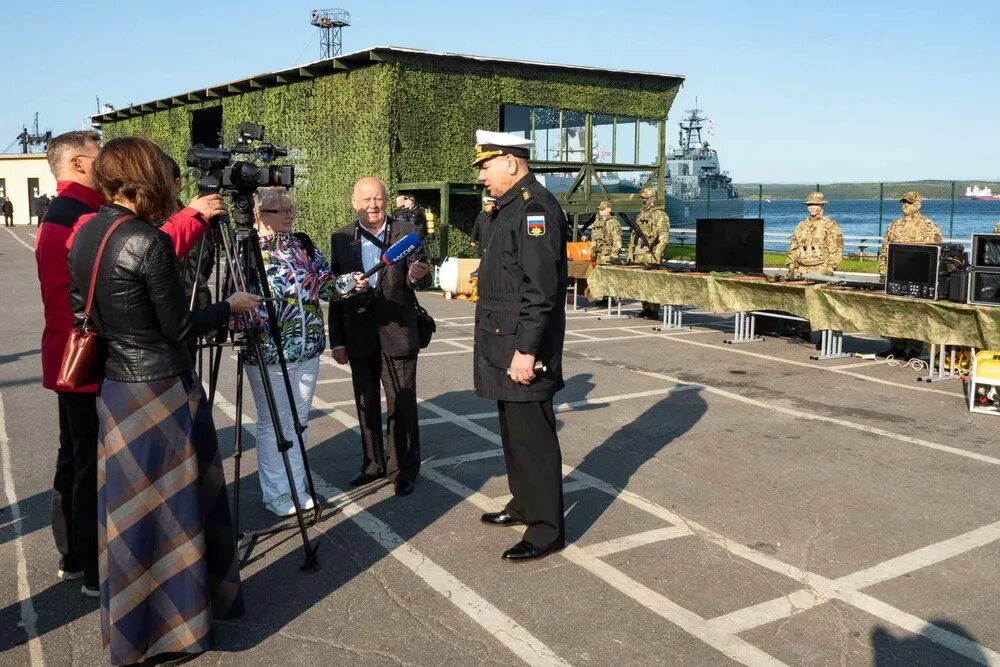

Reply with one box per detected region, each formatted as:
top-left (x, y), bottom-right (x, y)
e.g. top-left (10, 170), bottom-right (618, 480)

top-left (246, 356), bottom-right (319, 505)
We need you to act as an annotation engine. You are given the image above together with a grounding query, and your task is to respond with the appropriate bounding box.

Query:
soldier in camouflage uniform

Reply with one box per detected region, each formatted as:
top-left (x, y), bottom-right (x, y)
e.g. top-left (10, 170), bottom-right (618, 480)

top-left (627, 187), bottom-right (670, 316)
top-left (877, 191), bottom-right (942, 276)
top-left (878, 191), bottom-right (943, 359)
top-left (626, 187), bottom-right (670, 264)
top-left (589, 200), bottom-right (622, 265)
top-left (993, 221), bottom-right (1000, 234)
top-left (787, 192), bottom-right (843, 277)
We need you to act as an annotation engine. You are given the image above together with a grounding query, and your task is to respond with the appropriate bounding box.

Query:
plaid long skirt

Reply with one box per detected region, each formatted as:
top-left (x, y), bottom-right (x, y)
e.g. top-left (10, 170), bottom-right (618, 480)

top-left (96, 374), bottom-right (244, 665)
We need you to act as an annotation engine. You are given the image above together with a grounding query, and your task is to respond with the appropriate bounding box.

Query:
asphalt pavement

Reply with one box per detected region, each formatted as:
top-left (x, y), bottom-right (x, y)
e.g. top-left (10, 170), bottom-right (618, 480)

top-left (2, 223), bottom-right (999, 666)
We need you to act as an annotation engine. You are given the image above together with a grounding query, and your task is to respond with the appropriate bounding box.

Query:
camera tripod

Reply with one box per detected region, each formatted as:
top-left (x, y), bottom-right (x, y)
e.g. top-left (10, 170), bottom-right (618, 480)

top-left (192, 194), bottom-right (321, 573)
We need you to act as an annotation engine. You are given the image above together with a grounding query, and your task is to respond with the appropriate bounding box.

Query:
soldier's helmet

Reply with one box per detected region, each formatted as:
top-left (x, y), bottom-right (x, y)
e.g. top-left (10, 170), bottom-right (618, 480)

top-left (804, 192), bottom-right (827, 206)
top-left (639, 187), bottom-right (655, 199)
top-left (899, 191), bottom-right (922, 204)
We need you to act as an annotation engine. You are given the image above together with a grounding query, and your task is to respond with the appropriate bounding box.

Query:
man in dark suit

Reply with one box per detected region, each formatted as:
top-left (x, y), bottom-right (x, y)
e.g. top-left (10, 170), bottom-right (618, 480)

top-left (329, 177), bottom-right (430, 496)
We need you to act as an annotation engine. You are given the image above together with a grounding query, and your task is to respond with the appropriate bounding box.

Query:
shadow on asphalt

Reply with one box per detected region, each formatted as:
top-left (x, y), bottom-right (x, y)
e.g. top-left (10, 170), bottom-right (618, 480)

top-left (871, 620), bottom-right (988, 666)
top-left (214, 373), bottom-right (708, 652)
top-left (0, 372), bottom-right (708, 655)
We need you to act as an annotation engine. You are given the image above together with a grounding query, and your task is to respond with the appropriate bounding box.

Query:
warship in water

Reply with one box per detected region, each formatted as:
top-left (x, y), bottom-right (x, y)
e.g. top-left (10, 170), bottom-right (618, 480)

top-left (664, 107), bottom-right (744, 227)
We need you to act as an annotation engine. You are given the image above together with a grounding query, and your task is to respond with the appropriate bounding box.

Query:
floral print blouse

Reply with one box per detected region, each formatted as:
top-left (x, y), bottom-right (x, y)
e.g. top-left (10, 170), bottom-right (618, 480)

top-left (240, 232), bottom-right (336, 366)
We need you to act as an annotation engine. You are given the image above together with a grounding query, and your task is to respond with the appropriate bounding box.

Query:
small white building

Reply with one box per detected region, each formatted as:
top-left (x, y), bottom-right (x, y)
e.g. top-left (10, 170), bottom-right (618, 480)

top-left (0, 153), bottom-right (57, 226)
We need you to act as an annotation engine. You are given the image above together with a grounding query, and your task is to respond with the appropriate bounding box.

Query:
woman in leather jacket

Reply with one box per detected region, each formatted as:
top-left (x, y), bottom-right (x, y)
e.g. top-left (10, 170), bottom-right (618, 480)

top-left (67, 137), bottom-right (258, 666)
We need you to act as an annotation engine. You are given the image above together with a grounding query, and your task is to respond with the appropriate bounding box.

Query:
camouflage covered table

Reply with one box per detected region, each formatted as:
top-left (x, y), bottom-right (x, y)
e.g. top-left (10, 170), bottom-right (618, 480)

top-left (587, 265), bottom-right (1000, 348)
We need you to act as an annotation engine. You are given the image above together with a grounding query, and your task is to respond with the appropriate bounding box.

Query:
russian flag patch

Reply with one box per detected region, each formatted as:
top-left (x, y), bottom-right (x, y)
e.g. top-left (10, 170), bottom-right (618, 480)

top-left (526, 214), bottom-right (546, 237)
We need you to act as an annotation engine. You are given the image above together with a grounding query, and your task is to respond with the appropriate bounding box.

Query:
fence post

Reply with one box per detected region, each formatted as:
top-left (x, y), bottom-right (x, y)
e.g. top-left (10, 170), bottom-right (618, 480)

top-left (949, 181), bottom-right (956, 238)
top-left (757, 184), bottom-right (763, 218)
top-left (877, 182), bottom-right (885, 236)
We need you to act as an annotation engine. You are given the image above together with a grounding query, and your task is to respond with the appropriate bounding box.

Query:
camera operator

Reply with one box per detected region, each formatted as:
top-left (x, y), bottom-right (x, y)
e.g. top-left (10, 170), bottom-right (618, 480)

top-left (68, 136), bottom-right (256, 664)
top-left (239, 186), bottom-right (361, 516)
top-left (35, 131), bottom-right (225, 598)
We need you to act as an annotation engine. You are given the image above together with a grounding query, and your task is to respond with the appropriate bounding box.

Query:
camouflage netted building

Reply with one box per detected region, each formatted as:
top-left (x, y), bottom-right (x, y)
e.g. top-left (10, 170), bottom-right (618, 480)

top-left (92, 46), bottom-right (683, 258)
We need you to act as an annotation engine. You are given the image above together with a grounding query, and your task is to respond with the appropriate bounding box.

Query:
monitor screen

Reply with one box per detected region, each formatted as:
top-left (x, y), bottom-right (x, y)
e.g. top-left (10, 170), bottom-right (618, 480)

top-left (887, 244), bottom-right (938, 284)
top-left (695, 218), bottom-right (764, 274)
top-left (972, 235), bottom-right (1000, 267)
top-left (972, 272), bottom-right (1000, 304)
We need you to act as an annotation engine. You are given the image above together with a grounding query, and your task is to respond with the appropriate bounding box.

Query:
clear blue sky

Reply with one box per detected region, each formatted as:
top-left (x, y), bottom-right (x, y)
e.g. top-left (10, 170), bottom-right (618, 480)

top-left (3, 0), bottom-right (996, 182)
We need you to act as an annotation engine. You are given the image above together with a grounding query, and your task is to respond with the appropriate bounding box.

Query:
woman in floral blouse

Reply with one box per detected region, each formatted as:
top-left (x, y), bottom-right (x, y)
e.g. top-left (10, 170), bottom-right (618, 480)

top-left (245, 187), bottom-right (362, 517)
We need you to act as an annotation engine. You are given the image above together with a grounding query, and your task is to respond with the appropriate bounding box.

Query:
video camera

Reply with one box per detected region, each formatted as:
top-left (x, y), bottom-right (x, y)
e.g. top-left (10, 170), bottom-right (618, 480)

top-left (186, 123), bottom-right (294, 225)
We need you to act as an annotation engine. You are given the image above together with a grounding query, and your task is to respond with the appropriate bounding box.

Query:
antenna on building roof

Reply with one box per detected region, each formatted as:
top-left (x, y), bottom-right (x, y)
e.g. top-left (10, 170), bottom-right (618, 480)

top-left (15, 112), bottom-right (52, 154)
top-left (310, 8), bottom-right (350, 58)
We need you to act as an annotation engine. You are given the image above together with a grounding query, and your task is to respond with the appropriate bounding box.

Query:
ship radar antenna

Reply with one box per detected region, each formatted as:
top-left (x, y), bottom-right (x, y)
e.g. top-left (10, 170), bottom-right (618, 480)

top-left (310, 8), bottom-right (351, 58)
top-left (678, 100), bottom-right (706, 151)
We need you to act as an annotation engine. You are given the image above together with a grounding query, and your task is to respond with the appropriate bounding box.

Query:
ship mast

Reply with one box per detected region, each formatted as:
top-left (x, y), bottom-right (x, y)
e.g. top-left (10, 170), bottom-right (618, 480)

top-left (678, 103), bottom-right (706, 152)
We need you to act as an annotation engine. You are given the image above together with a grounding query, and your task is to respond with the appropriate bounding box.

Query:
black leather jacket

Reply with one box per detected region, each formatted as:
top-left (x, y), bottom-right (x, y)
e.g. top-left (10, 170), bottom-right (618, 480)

top-left (69, 205), bottom-right (230, 383)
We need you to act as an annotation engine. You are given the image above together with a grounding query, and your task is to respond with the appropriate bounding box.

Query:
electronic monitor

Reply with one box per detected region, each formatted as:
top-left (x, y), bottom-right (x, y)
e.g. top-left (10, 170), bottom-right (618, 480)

top-left (885, 243), bottom-right (941, 299)
top-left (694, 218), bottom-right (764, 274)
top-left (971, 234), bottom-right (1000, 268)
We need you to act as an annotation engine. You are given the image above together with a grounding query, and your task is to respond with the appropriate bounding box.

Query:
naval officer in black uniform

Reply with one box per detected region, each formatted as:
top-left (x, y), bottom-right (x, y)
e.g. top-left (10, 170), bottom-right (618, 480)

top-left (472, 129), bottom-right (567, 561)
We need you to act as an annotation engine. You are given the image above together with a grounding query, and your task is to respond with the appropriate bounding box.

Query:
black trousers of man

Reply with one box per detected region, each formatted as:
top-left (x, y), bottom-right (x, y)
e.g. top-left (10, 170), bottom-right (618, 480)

top-left (3, 214), bottom-right (12, 227)
top-left (349, 347), bottom-right (421, 483)
top-left (52, 392), bottom-right (99, 586)
top-left (498, 398), bottom-right (565, 548)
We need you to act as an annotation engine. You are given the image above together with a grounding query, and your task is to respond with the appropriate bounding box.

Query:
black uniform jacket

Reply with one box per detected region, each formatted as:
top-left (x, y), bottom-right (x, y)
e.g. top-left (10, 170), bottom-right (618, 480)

top-left (328, 217), bottom-right (426, 360)
top-left (474, 173), bottom-right (567, 402)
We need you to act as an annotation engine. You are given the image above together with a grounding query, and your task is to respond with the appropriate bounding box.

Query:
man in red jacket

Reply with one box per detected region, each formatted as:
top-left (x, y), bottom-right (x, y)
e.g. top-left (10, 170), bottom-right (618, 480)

top-left (35, 130), bottom-right (224, 596)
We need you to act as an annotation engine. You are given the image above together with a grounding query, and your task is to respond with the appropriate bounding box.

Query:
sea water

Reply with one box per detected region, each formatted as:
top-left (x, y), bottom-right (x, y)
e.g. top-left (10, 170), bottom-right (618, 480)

top-left (748, 199), bottom-right (1000, 251)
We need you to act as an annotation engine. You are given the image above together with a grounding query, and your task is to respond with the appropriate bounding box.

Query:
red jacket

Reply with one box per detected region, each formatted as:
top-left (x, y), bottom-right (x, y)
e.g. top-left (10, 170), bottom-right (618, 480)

top-left (35, 181), bottom-right (211, 393)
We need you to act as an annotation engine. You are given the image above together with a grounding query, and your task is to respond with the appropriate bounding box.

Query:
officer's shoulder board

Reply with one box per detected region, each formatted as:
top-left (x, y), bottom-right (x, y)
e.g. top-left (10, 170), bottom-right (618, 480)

top-left (524, 197), bottom-right (546, 238)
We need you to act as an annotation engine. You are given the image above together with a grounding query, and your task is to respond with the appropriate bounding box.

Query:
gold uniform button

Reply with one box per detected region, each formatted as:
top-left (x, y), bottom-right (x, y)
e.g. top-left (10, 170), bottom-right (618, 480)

top-left (495, 328), bottom-right (500, 333)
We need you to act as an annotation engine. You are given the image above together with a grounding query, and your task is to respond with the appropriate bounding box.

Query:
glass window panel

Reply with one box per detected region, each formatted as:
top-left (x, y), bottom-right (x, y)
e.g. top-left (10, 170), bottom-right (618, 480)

top-left (638, 119), bottom-right (659, 165)
top-left (615, 116), bottom-right (637, 165)
top-left (561, 111), bottom-right (586, 162)
top-left (591, 114), bottom-right (614, 164)
top-left (500, 105), bottom-right (531, 140)
top-left (531, 107), bottom-right (559, 161)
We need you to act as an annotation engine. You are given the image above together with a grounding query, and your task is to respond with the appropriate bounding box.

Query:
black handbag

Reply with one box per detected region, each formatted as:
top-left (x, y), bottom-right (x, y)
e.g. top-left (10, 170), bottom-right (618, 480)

top-left (414, 295), bottom-right (435, 349)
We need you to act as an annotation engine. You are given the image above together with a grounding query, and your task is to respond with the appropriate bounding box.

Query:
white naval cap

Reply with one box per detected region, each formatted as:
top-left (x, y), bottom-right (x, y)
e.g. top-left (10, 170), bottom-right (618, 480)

top-left (472, 129), bottom-right (535, 166)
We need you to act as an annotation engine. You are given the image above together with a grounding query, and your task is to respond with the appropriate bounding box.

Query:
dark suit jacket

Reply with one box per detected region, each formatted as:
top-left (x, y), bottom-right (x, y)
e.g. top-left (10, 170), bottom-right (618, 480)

top-left (328, 217), bottom-right (426, 360)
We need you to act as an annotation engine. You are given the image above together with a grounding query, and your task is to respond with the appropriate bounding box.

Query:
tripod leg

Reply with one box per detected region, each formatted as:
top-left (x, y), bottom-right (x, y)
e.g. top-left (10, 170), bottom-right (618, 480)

top-left (248, 338), bottom-right (320, 572)
top-left (232, 352), bottom-right (245, 542)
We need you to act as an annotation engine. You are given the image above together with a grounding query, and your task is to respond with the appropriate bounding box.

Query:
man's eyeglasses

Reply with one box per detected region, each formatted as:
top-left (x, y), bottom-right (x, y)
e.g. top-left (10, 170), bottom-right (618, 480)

top-left (260, 207), bottom-right (294, 216)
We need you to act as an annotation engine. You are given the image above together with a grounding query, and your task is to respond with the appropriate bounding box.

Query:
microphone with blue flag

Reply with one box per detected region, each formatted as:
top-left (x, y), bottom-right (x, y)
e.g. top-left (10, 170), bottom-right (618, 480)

top-left (333, 231), bottom-right (424, 298)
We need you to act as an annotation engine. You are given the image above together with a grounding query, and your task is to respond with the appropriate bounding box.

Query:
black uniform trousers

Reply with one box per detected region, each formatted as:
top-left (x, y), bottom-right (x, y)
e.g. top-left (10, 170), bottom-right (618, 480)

top-left (498, 398), bottom-right (565, 548)
top-left (52, 391), bottom-right (99, 586)
top-left (349, 345), bottom-right (421, 484)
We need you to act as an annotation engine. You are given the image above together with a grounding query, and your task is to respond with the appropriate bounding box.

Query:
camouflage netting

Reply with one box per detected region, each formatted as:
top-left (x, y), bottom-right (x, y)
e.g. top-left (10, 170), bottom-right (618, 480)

top-left (587, 266), bottom-right (1000, 348)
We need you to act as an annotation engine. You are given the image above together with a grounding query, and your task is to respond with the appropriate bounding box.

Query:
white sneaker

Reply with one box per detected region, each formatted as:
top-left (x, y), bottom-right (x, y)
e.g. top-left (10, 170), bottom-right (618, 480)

top-left (265, 492), bottom-right (314, 517)
top-left (308, 475), bottom-right (341, 504)
top-left (57, 569), bottom-right (84, 581)
top-left (80, 584), bottom-right (101, 598)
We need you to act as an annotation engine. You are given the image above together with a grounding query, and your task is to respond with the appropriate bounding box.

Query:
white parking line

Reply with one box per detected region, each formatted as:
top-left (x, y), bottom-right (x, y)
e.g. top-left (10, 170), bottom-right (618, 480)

top-left (412, 394), bottom-right (1000, 665)
top-left (581, 526), bottom-right (693, 559)
top-left (212, 391), bottom-right (570, 667)
top-left (419, 464), bottom-right (786, 666)
top-left (3, 227), bottom-right (35, 252)
top-left (0, 394), bottom-right (45, 667)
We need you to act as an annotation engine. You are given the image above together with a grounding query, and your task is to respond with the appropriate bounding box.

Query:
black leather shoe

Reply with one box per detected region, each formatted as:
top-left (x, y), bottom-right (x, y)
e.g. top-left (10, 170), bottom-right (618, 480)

top-left (394, 480), bottom-right (415, 496)
top-left (501, 540), bottom-right (564, 561)
top-left (480, 511), bottom-right (524, 526)
top-left (350, 472), bottom-right (385, 488)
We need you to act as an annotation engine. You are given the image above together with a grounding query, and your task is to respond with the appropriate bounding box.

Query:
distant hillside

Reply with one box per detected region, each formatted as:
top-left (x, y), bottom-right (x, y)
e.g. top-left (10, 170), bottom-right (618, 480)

top-left (734, 180), bottom-right (1000, 200)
